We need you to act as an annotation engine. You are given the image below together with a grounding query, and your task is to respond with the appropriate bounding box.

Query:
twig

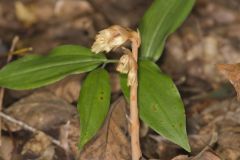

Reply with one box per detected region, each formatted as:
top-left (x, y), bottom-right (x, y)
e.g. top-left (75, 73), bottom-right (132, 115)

top-left (59, 121), bottom-right (71, 160)
top-left (0, 111), bottom-right (64, 149)
top-left (0, 36), bottom-right (19, 146)
top-left (0, 90), bottom-right (4, 146)
top-left (191, 132), bottom-right (218, 160)
top-left (130, 38), bottom-right (141, 160)
top-left (7, 47), bottom-right (33, 56)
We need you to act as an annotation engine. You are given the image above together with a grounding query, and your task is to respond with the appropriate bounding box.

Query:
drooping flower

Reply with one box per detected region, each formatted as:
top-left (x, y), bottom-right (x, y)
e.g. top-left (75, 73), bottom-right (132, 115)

top-left (116, 54), bottom-right (130, 74)
top-left (91, 25), bottom-right (137, 54)
top-left (116, 48), bottom-right (137, 86)
top-left (92, 25), bottom-right (140, 86)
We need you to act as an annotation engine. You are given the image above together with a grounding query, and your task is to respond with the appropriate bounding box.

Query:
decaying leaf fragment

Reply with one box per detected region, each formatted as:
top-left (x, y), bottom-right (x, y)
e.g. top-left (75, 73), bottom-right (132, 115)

top-left (217, 63), bottom-right (240, 99)
top-left (2, 91), bottom-right (76, 132)
top-left (15, 1), bottom-right (37, 26)
top-left (0, 136), bottom-right (14, 160)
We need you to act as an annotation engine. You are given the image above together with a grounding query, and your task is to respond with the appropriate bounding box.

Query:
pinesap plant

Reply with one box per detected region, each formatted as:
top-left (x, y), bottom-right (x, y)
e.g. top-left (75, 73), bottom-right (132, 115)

top-left (0, 0), bottom-right (195, 159)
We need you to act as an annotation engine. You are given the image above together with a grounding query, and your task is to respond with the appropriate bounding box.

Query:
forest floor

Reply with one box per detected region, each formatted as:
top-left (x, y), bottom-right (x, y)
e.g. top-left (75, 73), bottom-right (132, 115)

top-left (0, 0), bottom-right (240, 159)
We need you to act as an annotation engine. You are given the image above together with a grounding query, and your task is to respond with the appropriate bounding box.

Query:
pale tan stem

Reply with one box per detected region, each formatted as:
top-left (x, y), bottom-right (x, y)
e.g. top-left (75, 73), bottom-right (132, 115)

top-left (130, 40), bottom-right (141, 160)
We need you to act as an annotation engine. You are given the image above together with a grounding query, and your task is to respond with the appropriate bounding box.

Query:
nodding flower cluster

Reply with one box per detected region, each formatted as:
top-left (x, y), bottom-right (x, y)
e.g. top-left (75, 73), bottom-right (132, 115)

top-left (91, 25), bottom-right (140, 86)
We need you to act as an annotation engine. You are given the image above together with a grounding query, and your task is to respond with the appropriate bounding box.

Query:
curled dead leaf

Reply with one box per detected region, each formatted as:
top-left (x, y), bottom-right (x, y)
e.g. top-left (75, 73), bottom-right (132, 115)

top-left (0, 136), bottom-right (14, 160)
top-left (217, 63), bottom-right (240, 99)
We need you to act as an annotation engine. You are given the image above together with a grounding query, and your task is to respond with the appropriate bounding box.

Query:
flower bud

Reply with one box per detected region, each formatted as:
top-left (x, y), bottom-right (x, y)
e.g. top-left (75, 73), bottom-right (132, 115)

top-left (116, 54), bottom-right (130, 74)
top-left (116, 48), bottom-right (137, 86)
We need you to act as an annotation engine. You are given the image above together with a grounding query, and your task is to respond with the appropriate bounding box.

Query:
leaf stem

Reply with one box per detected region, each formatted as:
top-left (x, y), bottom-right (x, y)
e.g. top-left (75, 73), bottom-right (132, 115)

top-left (105, 59), bottom-right (119, 63)
top-left (101, 59), bottom-right (119, 68)
top-left (101, 63), bottom-right (107, 69)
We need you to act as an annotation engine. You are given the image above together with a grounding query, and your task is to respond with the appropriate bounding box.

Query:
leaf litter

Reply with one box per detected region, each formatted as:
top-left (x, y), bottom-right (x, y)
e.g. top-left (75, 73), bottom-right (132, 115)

top-left (0, 0), bottom-right (240, 159)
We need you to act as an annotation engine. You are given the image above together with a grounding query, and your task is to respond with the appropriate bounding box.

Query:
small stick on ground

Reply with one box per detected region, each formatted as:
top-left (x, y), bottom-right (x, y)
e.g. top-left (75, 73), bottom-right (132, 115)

top-left (0, 36), bottom-right (19, 146)
top-left (0, 90), bottom-right (4, 146)
top-left (0, 111), bottom-right (63, 149)
top-left (130, 37), bottom-right (141, 160)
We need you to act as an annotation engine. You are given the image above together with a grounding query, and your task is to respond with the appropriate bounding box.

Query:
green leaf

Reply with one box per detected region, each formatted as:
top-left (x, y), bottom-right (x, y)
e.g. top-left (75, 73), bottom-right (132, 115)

top-left (77, 68), bottom-right (111, 149)
top-left (120, 60), bottom-right (190, 151)
top-left (139, 0), bottom-right (195, 61)
top-left (0, 45), bottom-right (106, 90)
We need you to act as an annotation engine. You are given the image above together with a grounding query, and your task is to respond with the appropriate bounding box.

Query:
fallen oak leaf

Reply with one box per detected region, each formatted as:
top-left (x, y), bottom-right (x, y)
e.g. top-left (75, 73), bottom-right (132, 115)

top-left (217, 63), bottom-right (240, 99)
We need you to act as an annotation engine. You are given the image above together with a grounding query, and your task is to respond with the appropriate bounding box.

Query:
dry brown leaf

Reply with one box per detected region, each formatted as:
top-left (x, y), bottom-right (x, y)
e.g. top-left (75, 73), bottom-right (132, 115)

top-left (78, 96), bottom-right (130, 160)
top-left (193, 150), bottom-right (221, 160)
top-left (21, 131), bottom-right (55, 160)
top-left (22, 132), bottom-right (52, 156)
top-left (171, 155), bottom-right (189, 160)
top-left (15, 1), bottom-right (37, 26)
top-left (42, 75), bottom-right (84, 103)
top-left (189, 134), bottom-right (212, 154)
top-left (54, 0), bottom-right (93, 18)
top-left (36, 146), bottom-right (55, 160)
top-left (3, 91), bottom-right (77, 132)
top-left (217, 63), bottom-right (240, 99)
top-left (220, 149), bottom-right (240, 160)
top-left (189, 99), bottom-right (240, 160)
top-left (7, 75), bottom-right (84, 103)
top-left (0, 136), bottom-right (14, 160)
top-left (110, 73), bottom-right (121, 93)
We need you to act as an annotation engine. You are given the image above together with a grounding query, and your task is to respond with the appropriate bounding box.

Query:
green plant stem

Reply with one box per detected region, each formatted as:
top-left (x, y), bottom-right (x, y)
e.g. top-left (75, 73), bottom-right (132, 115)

top-left (105, 59), bottom-right (119, 63)
top-left (101, 59), bottom-right (119, 68)
top-left (101, 63), bottom-right (107, 69)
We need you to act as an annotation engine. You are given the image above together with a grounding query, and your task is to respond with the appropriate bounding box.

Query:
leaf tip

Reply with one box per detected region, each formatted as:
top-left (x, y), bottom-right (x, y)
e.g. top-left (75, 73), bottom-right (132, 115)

top-left (177, 133), bottom-right (191, 152)
top-left (182, 140), bottom-right (191, 152)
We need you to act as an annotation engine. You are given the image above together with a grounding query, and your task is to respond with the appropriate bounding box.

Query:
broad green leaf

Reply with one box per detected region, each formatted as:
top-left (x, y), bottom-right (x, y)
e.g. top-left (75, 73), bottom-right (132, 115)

top-left (120, 60), bottom-right (190, 151)
top-left (139, 0), bottom-right (195, 61)
top-left (77, 68), bottom-right (111, 149)
top-left (0, 45), bottom-right (106, 90)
